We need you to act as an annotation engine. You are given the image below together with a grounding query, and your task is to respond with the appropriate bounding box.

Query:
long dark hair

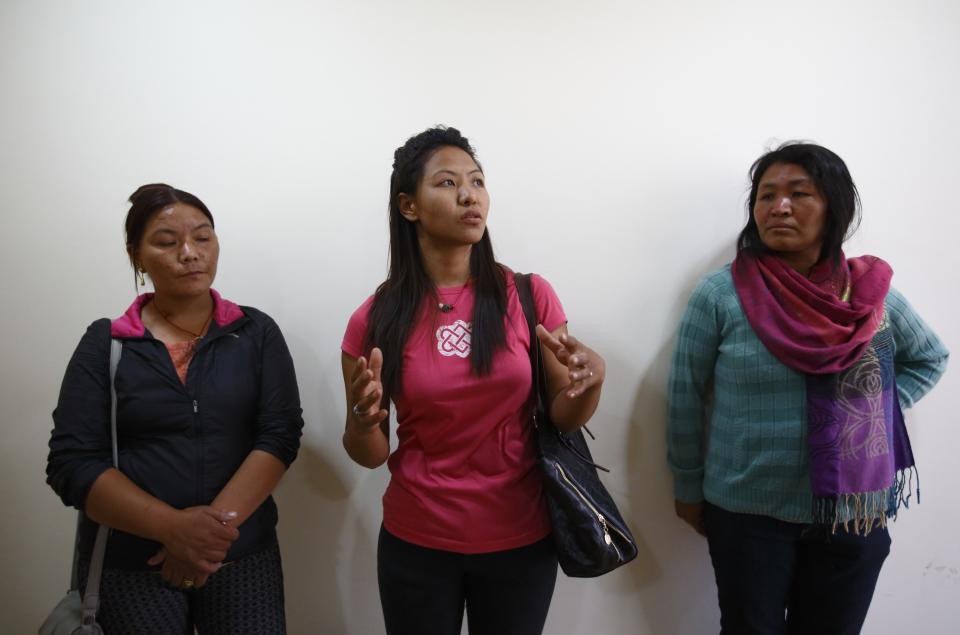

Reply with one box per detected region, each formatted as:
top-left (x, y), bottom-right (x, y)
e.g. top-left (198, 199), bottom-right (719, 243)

top-left (125, 183), bottom-right (214, 287)
top-left (737, 142), bottom-right (861, 265)
top-left (365, 126), bottom-right (507, 403)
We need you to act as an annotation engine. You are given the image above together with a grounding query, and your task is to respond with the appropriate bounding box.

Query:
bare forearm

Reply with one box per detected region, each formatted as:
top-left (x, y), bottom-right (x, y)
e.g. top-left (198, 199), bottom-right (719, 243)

top-left (343, 423), bottom-right (389, 469)
top-left (549, 382), bottom-right (602, 433)
top-left (84, 468), bottom-right (178, 543)
top-left (210, 450), bottom-right (288, 529)
top-left (88, 469), bottom-right (239, 574)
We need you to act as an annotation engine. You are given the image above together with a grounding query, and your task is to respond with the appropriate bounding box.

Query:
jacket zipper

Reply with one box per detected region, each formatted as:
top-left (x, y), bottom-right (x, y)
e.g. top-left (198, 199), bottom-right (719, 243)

top-left (189, 333), bottom-right (218, 508)
top-left (193, 397), bottom-right (202, 505)
top-left (144, 320), bottom-right (245, 508)
top-left (554, 462), bottom-right (630, 561)
top-left (185, 324), bottom-right (242, 507)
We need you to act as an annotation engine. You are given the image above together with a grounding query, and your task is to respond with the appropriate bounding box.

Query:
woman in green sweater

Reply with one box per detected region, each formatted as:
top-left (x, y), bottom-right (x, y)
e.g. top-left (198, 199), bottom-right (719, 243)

top-left (667, 142), bottom-right (948, 634)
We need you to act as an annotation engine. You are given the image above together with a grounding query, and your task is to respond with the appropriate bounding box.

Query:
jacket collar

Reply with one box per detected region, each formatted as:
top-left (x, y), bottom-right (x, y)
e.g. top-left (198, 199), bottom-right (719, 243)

top-left (111, 289), bottom-right (244, 338)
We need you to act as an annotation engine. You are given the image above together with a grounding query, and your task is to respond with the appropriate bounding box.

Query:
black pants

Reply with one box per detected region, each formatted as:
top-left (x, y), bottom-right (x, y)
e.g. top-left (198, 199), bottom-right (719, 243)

top-left (377, 526), bottom-right (558, 635)
top-left (78, 542), bottom-right (285, 635)
top-left (704, 503), bottom-right (891, 635)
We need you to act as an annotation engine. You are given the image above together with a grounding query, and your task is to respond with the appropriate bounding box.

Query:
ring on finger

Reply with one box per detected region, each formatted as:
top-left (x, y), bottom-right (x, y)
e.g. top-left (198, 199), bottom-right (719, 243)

top-left (352, 403), bottom-right (362, 417)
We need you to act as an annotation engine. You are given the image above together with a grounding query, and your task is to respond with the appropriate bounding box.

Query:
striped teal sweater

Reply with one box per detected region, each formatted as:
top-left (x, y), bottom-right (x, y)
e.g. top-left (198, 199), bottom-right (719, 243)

top-left (667, 264), bottom-right (949, 523)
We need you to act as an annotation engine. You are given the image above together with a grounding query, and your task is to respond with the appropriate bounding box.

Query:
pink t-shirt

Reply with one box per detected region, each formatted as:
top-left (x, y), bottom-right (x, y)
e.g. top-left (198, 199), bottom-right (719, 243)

top-left (342, 271), bottom-right (567, 553)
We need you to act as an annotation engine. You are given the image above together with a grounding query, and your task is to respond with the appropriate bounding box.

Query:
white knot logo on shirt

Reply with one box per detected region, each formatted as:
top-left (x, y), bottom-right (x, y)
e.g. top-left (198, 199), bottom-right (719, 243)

top-left (436, 320), bottom-right (472, 358)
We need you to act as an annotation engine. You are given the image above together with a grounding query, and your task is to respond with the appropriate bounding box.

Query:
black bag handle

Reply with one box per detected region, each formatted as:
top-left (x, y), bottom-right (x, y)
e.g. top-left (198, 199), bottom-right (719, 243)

top-left (514, 273), bottom-right (606, 471)
top-left (514, 273), bottom-right (548, 420)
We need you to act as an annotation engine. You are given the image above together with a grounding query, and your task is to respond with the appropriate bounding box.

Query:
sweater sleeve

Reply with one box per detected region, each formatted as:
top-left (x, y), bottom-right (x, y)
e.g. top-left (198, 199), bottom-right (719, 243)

top-left (46, 319), bottom-right (114, 510)
top-left (667, 274), bottom-right (724, 503)
top-left (253, 314), bottom-right (304, 467)
top-left (885, 287), bottom-right (949, 408)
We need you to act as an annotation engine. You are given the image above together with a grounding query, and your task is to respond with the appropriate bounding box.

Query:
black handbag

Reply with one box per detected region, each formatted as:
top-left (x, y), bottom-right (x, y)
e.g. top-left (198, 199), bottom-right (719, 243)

top-left (515, 273), bottom-right (637, 577)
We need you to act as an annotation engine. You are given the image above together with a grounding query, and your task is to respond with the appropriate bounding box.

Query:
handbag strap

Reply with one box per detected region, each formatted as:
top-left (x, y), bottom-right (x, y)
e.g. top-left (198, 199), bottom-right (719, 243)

top-left (514, 273), bottom-right (550, 419)
top-left (78, 338), bottom-right (122, 629)
top-left (109, 339), bottom-right (121, 468)
top-left (515, 273), bottom-right (604, 467)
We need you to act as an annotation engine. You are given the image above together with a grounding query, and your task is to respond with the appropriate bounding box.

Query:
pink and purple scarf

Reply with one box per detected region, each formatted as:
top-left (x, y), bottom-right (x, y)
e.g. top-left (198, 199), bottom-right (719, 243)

top-left (732, 251), bottom-right (916, 532)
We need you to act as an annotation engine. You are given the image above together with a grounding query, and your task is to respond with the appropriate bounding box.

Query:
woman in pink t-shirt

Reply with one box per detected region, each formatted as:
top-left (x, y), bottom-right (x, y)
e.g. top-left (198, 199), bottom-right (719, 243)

top-left (340, 126), bottom-right (607, 635)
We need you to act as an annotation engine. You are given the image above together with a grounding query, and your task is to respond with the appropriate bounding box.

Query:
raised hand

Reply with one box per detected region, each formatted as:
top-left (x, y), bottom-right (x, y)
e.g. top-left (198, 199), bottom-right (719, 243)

top-left (348, 347), bottom-right (389, 433)
top-left (536, 324), bottom-right (605, 399)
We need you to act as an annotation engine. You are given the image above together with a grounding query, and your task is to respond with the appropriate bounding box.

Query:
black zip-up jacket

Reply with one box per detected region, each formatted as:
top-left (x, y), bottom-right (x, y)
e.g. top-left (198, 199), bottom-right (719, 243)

top-left (47, 293), bottom-right (303, 569)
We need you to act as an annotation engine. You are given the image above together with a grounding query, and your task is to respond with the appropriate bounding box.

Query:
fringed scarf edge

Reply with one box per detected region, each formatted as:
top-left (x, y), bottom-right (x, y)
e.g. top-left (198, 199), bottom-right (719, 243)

top-left (812, 466), bottom-right (920, 535)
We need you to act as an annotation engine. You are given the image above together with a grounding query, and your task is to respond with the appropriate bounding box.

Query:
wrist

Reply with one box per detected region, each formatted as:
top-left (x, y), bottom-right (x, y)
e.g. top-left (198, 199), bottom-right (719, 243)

top-left (345, 417), bottom-right (381, 440)
top-left (342, 428), bottom-right (388, 468)
top-left (152, 505), bottom-right (181, 545)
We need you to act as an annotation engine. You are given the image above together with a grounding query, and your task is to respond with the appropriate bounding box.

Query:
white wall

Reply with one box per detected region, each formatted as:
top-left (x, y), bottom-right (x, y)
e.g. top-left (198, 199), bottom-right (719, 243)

top-left (2, 1), bottom-right (958, 633)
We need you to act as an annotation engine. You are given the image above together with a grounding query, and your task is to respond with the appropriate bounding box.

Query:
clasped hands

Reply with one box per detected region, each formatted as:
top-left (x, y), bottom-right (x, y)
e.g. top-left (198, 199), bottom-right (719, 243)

top-left (147, 506), bottom-right (239, 589)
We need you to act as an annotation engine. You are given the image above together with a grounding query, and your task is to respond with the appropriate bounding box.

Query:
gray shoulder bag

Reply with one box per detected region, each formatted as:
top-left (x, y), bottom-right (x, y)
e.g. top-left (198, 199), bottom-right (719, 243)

top-left (40, 339), bottom-right (122, 635)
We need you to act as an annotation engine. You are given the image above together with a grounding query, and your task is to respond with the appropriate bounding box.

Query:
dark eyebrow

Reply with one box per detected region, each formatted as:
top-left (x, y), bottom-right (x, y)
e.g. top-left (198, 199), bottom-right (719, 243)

top-left (758, 178), bottom-right (812, 190)
top-left (149, 222), bottom-right (212, 237)
top-left (430, 168), bottom-right (484, 179)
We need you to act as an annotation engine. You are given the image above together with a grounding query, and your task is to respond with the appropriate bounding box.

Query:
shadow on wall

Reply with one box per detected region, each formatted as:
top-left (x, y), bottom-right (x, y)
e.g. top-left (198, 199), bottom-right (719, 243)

top-left (275, 330), bottom-right (393, 634)
top-left (273, 333), bottom-right (356, 634)
top-left (620, 246), bottom-right (732, 633)
top-left (278, 443), bottom-right (350, 632)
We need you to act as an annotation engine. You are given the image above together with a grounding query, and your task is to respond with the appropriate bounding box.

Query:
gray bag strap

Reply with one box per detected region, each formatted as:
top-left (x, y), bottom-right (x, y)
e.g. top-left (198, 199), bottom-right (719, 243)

top-left (78, 338), bottom-right (122, 630)
top-left (109, 339), bottom-right (121, 467)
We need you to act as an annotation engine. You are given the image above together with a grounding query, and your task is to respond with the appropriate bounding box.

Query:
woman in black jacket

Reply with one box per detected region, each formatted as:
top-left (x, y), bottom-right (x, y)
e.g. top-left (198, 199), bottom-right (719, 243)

top-left (47, 184), bottom-right (303, 634)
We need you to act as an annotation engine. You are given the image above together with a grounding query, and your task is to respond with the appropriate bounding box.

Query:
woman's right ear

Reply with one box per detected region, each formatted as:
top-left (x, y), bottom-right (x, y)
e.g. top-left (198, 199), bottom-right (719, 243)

top-left (397, 194), bottom-right (418, 223)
